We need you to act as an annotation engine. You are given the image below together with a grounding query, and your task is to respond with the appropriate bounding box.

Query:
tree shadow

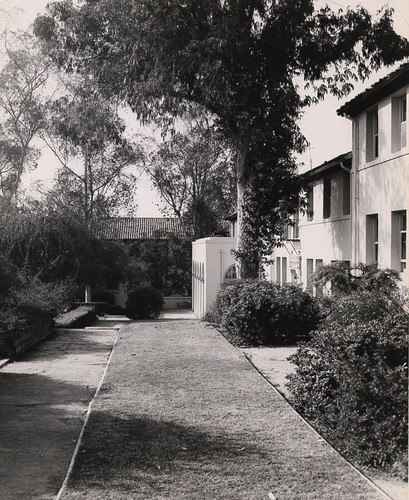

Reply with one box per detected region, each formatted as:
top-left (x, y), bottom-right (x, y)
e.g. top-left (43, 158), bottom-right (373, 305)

top-left (70, 410), bottom-right (268, 491)
top-left (0, 371), bottom-right (94, 500)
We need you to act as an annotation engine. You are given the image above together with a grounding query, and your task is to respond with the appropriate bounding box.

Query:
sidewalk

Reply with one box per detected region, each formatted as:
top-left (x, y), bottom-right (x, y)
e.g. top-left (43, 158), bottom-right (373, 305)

top-left (59, 319), bottom-right (389, 500)
top-left (0, 322), bottom-right (120, 500)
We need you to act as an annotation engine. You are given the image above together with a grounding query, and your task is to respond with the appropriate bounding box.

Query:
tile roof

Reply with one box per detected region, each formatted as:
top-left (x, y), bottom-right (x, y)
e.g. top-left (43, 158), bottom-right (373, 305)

top-left (98, 217), bottom-right (190, 240)
top-left (302, 151), bottom-right (352, 179)
top-left (337, 61), bottom-right (409, 117)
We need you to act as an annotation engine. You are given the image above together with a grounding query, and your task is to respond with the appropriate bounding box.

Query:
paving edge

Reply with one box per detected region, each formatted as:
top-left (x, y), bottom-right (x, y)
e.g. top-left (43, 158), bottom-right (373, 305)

top-left (55, 327), bottom-right (121, 500)
top-left (0, 358), bottom-right (10, 369)
top-left (241, 351), bottom-right (394, 500)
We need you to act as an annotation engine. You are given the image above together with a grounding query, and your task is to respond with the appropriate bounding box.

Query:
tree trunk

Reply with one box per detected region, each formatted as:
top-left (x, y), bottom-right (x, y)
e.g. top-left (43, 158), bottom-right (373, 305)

top-left (235, 138), bottom-right (260, 279)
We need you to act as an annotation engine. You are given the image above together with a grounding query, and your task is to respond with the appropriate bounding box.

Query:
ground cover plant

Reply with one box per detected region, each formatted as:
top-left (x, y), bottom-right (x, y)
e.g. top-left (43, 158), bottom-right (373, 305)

top-left (286, 265), bottom-right (408, 478)
top-left (212, 279), bottom-right (321, 346)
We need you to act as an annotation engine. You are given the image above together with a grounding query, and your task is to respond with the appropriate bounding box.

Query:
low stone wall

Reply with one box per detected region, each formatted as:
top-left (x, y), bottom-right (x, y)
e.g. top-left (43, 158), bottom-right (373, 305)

top-left (1, 316), bottom-right (55, 357)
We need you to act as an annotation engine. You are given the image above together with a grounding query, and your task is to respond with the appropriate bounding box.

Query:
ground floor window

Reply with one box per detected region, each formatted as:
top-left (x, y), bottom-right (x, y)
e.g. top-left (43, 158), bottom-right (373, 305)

top-left (391, 210), bottom-right (407, 272)
top-left (366, 214), bottom-right (379, 264)
top-left (224, 265), bottom-right (237, 281)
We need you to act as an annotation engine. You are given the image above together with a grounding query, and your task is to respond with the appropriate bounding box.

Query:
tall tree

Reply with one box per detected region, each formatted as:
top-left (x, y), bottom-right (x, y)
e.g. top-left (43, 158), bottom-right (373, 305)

top-left (41, 83), bottom-right (142, 220)
top-left (0, 30), bottom-right (52, 200)
top-left (34, 0), bottom-right (409, 276)
top-left (147, 113), bottom-right (236, 239)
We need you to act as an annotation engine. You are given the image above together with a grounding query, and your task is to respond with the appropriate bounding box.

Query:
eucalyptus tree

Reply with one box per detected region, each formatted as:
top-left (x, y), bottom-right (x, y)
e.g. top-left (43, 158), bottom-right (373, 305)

top-left (34, 0), bottom-right (409, 276)
top-left (147, 112), bottom-right (236, 239)
top-left (0, 31), bottom-right (52, 200)
top-left (41, 83), bottom-right (143, 221)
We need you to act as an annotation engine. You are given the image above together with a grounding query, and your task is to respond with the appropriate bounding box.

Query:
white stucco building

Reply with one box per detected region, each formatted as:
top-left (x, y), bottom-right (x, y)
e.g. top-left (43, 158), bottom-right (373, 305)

top-left (192, 63), bottom-right (409, 317)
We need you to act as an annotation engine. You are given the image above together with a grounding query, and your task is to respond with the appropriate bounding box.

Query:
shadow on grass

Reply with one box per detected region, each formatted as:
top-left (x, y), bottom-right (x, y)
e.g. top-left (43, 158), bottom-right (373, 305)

top-left (71, 410), bottom-right (267, 486)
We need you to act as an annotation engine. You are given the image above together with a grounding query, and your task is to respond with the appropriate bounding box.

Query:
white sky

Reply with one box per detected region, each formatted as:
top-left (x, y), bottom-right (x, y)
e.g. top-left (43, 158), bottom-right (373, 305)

top-left (0, 0), bottom-right (408, 215)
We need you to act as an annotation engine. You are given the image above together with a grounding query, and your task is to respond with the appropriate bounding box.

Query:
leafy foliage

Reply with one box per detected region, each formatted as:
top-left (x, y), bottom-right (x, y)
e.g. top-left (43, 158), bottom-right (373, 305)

top-left (126, 235), bottom-right (191, 296)
top-left (286, 267), bottom-right (408, 474)
top-left (0, 199), bottom-right (128, 289)
top-left (214, 279), bottom-right (321, 345)
top-left (0, 30), bottom-right (52, 199)
top-left (125, 286), bottom-right (164, 320)
top-left (34, 0), bottom-right (409, 275)
top-left (42, 84), bottom-right (142, 219)
top-left (147, 112), bottom-right (236, 239)
top-left (55, 304), bottom-right (97, 328)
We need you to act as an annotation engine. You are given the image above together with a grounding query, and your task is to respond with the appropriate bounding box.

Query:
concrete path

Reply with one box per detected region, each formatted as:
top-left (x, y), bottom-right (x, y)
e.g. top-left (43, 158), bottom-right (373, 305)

top-left (0, 321), bottom-right (122, 500)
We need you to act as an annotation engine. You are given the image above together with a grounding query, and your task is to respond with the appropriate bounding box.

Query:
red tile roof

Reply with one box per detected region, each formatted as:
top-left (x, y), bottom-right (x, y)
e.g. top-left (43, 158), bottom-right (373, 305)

top-left (99, 217), bottom-right (190, 240)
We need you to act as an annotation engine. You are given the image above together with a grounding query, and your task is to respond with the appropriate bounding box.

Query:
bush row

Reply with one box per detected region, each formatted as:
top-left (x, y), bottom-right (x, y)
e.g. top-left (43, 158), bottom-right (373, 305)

top-left (55, 305), bottom-right (98, 328)
top-left (286, 267), bottom-right (408, 476)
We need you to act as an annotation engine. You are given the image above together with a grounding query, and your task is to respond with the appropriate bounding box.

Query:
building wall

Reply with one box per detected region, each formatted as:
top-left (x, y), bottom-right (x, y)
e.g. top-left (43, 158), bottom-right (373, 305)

top-left (192, 237), bottom-right (236, 317)
top-left (351, 84), bottom-right (408, 286)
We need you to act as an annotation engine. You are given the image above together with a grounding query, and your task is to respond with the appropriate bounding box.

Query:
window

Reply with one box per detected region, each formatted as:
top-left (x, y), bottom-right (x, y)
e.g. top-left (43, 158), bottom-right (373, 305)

top-left (342, 170), bottom-right (351, 216)
top-left (392, 210), bottom-right (407, 272)
top-left (323, 177), bottom-right (331, 219)
top-left (224, 265), bottom-right (237, 281)
top-left (282, 257), bottom-right (287, 283)
top-left (276, 257), bottom-right (281, 283)
top-left (315, 259), bottom-right (323, 296)
top-left (366, 109), bottom-right (379, 161)
top-left (286, 214), bottom-right (299, 240)
top-left (307, 185), bottom-right (314, 221)
top-left (392, 95), bottom-right (407, 152)
top-left (366, 214), bottom-right (379, 264)
top-left (306, 259), bottom-right (313, 293)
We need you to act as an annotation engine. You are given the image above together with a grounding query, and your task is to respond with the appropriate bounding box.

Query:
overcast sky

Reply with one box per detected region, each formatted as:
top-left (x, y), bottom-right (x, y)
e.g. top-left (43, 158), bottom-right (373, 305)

top-left (0, 0), bottom-right (408, 215)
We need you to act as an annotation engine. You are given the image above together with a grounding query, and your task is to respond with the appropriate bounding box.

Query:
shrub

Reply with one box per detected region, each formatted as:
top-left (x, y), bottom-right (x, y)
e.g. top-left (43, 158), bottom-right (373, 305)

top-left (14, 276), bottom-right (78, 316)
top-left (214, 280), bottom-right (321, 345)
top-left (55, 305), bottom-right (97, 328)
top-left (125, 286), bottom-right (164, 319)
top-left (286, 288), bottom-right (408, 474)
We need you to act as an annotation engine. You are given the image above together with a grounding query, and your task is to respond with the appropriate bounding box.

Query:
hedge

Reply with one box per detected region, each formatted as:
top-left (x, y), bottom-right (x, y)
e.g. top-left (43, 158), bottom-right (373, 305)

top-left (55, 305), bottom-right (97, 328)
top-left (286, 286), bottom-right (408, 475)
top-left (213, 280), bottom-right (321, 345)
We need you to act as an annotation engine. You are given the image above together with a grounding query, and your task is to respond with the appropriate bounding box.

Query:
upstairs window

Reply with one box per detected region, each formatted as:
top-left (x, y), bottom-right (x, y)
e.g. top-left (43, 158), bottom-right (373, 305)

top-left (342, 170), bottom-right (351, 216)
top-left (306, 185), bottom-right (314, 221)
top-left (366, 109), bottom-right (379, 161)
top-left (323, 177), bottom-right (331, 219)
top-left (286, 214), bottom-right (300, 240)
top-left (392, 95), bottom-right (407, 152)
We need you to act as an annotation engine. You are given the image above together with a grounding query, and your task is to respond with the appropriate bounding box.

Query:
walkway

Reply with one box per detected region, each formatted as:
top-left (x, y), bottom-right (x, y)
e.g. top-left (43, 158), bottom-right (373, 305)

top-left (0, 317), bottom-right (396, 499)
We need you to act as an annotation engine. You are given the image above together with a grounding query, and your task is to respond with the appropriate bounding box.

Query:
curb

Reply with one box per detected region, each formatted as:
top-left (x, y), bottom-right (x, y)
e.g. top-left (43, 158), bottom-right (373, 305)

top-left (0, 358), bottom-right (10, 369)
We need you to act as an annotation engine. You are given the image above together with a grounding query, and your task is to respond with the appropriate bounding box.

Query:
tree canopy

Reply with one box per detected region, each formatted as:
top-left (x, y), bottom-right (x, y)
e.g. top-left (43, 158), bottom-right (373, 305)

top-left (0, 31), bottom-right (52, 200)
top-left (147, 112), bottom-right (236, 239)
top-left (41, 83), bottom-right (142, 220)
top-left (34, 0), bottom-right (409, 276)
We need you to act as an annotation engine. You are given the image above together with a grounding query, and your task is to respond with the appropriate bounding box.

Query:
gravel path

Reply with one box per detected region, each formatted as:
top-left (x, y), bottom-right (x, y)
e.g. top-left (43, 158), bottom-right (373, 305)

top-left (61, 320), bottom-right (390, 500)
